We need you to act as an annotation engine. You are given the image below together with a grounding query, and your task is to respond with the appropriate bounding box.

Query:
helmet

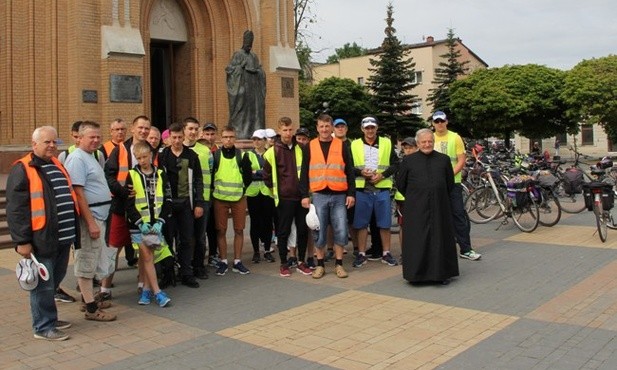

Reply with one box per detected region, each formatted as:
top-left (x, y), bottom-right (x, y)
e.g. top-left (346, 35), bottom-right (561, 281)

top-left (305, 204), bottom-right (320, 231)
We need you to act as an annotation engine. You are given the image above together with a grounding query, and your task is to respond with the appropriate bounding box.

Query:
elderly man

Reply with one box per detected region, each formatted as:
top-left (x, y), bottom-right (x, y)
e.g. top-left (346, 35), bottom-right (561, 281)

top-left (7, 126), bottom-right (80, 340)
top-left (396, 128), bottom-right (459, 285)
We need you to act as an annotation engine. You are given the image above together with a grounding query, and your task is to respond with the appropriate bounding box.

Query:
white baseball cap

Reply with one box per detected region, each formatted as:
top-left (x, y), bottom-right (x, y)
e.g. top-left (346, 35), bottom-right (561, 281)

top-left (305, 204), bottom-right (320, 231)
top-left (16, 259), bottom-right (39, 291)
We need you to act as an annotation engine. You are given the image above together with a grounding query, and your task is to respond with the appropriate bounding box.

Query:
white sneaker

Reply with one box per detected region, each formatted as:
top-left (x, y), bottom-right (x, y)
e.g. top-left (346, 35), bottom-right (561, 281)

top-left (460, 250), bottom-right (482, 261)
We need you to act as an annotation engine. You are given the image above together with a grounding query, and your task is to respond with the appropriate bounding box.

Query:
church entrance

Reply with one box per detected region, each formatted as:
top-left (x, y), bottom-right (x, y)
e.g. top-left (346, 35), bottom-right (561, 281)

top-left (150, 41), bottom-right (176, 131)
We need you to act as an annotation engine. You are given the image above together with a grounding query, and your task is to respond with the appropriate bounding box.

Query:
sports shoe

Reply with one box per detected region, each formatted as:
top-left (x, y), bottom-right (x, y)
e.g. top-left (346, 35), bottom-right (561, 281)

top-left (381, 252), bottom-right (398, 266)
top-left (34, 328), bottom-right (69, 341)
top-left (460, 250), bottom-right (482, 261)
top-left (194, 266), bottom-right (209, 280)
top-left (232, 261), bottom-right (250, 275)
top-left (279, 264), bottom-right (291, 277)
top-left (252, 252), bottom-right (261, 263)
top-left (312, 266), bottom-right (325, 279)
top-left (155, 291), bottom-right (171, 307)
top-left (352, 254), bottom-right (367, 268)
top-left (296, 262), bottom-right (312, 276)
top-left (94, 291), bottom-right (112, 302)
top-left (54, 288), bottom-right (76, 303)
top-left (181, 275), bottom-right (200, 288)
top-left (306, 257), bottom-right (316, 270)
top-left (55, 320), bottom-right (72, 330)
top-left (84, 309), bottom-right (117, 322)
top-left (138, 290), bottom-right (152, 305)
top-left (287, 257), bottom-right (298, 268)
top-left (366, 248), bottom-right (381, 261)
top-left (335, 265), bottom-right (348, 278)
top-left (80, 300), bottom-right (112, 312)
top-left (208, 255), bottom-right (221, 267)
top-left (216, 261), bottom-right (229, 276)
top-left (263, 251), bottom-right (276, 263)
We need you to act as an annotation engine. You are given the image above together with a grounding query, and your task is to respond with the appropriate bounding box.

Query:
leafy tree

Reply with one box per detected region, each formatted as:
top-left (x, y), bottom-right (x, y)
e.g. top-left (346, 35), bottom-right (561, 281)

top-left (450, 64), bottom-right (576, 142)
top-left (302, 77), bottom-right (374, 138)
top-left (367, 2), bottom-right (423, 139)
top-left (326, 42), bottom-right (367, 64)
top-left (294, 0), bottom-right (317, 82)
top-left (427, 28), bottom-right (470, 136)
top-left (562, 55), bottom-right (617, 142)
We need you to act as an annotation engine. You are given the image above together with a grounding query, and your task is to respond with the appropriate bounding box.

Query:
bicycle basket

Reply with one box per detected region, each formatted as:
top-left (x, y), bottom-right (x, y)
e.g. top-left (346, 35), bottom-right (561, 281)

top-left (582, 182), bottom-right (614, 211)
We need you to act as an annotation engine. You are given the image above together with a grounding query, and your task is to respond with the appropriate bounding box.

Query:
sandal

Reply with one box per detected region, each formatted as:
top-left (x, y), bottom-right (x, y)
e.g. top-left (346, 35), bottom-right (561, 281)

top-left (335, 265), bottom-right (348, 278)
top-left (84, 309), bottom-right (117, 322)
top-left (80, 300), bottom-right (112, 312)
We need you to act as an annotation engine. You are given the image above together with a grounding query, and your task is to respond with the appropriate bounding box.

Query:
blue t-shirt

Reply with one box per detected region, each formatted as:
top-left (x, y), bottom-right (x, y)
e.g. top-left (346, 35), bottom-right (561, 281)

top-left (65, 148), bottom-right (112, 220)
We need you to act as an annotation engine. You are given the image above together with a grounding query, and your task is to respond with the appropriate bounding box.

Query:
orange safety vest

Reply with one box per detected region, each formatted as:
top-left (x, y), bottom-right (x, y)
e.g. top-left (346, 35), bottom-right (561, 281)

top-left (116, 144), bottom-right (129, 186)
top-left (16, 154), bottom-right (79, 231)
top-left (102, 141), bottom-right (116, 157)
top-left (308, 138), bottom-right (348, 192)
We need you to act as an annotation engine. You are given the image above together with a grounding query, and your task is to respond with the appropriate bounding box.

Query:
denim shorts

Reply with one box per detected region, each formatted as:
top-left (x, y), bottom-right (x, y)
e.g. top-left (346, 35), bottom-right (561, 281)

top-left (353, 190), bottom-right (392, 229)
top-left (312, 193), bottom-right (349, 248)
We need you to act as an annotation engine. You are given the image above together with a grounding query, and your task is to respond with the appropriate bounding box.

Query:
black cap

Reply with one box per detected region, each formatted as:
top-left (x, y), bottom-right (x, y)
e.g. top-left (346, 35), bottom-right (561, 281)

top-left (295, 127), bottom-right (310, 137)
top-left (203, 122), bottom-right (217, 130)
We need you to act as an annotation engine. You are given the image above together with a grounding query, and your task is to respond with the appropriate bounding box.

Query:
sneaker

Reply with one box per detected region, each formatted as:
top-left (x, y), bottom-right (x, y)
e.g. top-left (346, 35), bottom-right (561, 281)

top-left (279, 264), bottom-right (292, 277)
top-left (335, 265), bottom-right (348, 278)
top-left (138, 290), bottom-right (152, 305)
top-left (324, 250), bottom-right (334, 262)
top-left (84, 309), bottom-right (117, 322)
top-left (460, 250), bottom-right (482, 261)
top-left (94, 291), bottom-right (112, 302)
top-left (296, 262), bottom-right (312, 276)
top-left (381, 252), bottom-right (398, 266)
top-left (34, 328), bottom-right (69, 341)
top-left (208, 255), bottom-right (221, 267)
top-left (216, 262), bottom-right (229, 276)
top-left (352, 254), bottom-right (367, 268)
top-left (80, 300), bottom-right (113, 312)
top-left (367, 253), bottom-right (382, 261)
top-left (306, 257), bottom-right (316, 270)
top-left (127, 257), bottom-right (138, 267)
top-left (287, 257), bottom-right (298, 268)
top-left (181, 275), bottom-right (200, 288)
top-left (55, 320), bottom-right (71, 330)
top-left (232, 261), bottom-right (250, 275)
top-left (252, 252), bottom-right (261, 263)
top-left (155, 291), bottom-right (171, 307)
top-left (263, 252), bottom-right (276, 263)
top-left (194, 267), bottom-right (209, 280)
top-left (54, 288), bottom-right (76, 303)
top-left (312, 266), bottom-right (325, 279)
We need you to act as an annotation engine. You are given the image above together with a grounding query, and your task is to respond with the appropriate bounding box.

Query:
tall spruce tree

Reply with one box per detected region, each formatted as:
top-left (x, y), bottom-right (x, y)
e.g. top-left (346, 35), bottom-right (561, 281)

top-left (367, 2), bottom-right (422, 139)
top-left (427, 28), bottom-right (470, 135)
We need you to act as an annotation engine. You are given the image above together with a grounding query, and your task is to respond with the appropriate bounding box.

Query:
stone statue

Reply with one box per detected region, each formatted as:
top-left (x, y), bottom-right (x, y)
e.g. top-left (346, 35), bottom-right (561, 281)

top-left (226, 30), bottom-right (266, 139)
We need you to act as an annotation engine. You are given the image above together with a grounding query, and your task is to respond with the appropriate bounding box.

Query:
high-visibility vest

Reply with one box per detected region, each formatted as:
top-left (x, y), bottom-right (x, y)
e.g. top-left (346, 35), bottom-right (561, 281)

top-left (213, 155), bottom-right (244, 202)
top-left (188, 142), bottom-right (212, 201)
top-left (350, 137), bottom-right (393, 189)
top-left (308, 138), bottom-right (347, 192)
top-left (16, 154), bottom-right (79, 231)
top-left (244, 150), bottom-right (272, 197)
top-left (435, 131), bottom-right (463, 183)
top-left (102, 141), bottom-right (116, 158)
top-left (263, 144), bottom-right (303, 207)
top-left (129, 168), bottom-right (164, 224)
top-left (116, 144), bottom-right (129, 186)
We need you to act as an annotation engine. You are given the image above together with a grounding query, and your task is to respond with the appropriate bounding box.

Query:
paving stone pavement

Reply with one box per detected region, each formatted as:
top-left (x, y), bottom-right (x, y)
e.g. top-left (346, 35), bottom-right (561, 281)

top-left (1, 210), bottom-right (617, 369)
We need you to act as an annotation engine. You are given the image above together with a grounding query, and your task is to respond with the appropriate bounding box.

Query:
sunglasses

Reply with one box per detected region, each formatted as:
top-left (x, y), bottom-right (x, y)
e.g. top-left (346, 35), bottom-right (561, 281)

top-left (433, 119), bottom-right (446, 124)
top-left (361, 118), bottom-right (377, 125)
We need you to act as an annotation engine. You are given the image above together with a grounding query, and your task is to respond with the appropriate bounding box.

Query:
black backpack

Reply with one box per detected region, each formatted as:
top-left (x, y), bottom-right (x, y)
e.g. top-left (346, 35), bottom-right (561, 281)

top-left (563, 168), bottom-right (584, 195)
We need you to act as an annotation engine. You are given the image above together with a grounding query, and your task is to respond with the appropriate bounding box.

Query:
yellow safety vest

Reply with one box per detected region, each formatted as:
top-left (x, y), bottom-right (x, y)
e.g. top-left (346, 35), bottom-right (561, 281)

top-left (189, 142), bottom-right (212, 201)
top-left (350, 137), bottom-right (393, 189)
top-left (129, 169), bottom-right (164, 223)
top-left (213, 155), bottom-right (244, 202)
top-left (263, 145), bottom-right (303, 207)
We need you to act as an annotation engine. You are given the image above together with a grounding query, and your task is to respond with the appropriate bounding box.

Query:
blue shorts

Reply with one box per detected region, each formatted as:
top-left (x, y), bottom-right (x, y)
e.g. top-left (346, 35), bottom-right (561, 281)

top-left (353, 190), bottom-right (392, 229)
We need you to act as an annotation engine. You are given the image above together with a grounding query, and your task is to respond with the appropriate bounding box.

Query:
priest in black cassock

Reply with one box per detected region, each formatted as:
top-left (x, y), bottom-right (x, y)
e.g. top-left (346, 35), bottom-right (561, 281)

top-left (396, 129), bottom-right (459, 285)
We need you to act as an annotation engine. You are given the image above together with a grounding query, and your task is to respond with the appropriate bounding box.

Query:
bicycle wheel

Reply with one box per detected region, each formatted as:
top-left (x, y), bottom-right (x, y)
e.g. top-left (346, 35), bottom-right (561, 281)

top-left (511, 197), bottom-right (539, 232)
top-left (465, 187), bottom-right (501, 224)
top-left (607, 210), bottom-right (617, 230)
top-left (537, 188), bottom-right (562, 227)
top-left (594, 203), bottom-right (608, 242)
top-left (554, 180), bottom-right (586, 214)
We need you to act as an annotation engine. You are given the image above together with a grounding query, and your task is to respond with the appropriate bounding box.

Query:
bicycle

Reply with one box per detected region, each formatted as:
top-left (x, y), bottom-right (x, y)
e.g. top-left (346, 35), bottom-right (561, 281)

top-left (464, 161), bottom-right (540, 232)
top-left (582, 182), bottom-right (617, 242)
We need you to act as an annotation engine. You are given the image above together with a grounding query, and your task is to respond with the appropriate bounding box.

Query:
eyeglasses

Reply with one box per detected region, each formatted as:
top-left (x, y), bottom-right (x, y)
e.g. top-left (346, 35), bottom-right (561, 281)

top-left (433, 119), bottom-right (446, 124)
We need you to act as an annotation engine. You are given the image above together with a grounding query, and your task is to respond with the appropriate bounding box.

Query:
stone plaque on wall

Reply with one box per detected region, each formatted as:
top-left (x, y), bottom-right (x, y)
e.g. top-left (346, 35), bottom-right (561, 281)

top-left (110, 75), bottom-right (142, 103)
top-left (281, 77), bottom-right (294, 98)
top-left (82, 90), bottom-right (98, 103)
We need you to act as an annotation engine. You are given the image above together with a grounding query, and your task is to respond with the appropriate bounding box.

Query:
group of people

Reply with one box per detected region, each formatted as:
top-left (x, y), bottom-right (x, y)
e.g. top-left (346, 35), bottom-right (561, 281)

top-left (7, 110), bottom-right (481, 341)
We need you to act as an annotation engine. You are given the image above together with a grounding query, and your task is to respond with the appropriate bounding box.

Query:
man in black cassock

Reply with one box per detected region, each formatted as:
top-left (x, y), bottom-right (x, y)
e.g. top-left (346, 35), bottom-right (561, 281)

top-left (396, 129), bottom-right (459, 284)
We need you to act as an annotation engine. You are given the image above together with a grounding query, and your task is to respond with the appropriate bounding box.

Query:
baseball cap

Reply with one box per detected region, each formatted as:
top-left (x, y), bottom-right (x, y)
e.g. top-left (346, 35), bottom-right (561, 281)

top-left (295, 127), bottom-right (310, 137)
top-left (251, 129), bottom-right (266, 139)
top-left (203, 122), bottom-right (217, 131)
top-left (401, 137), bottom-right (417, 147)
top-left (432, 111), bottom-right (447, 121)
top-left (16, 259), bottom-right (39, 291)
top-left (361, 117), bottom-right (378, 128)
top-left (161, 129), bottom-right (170, 140)
top-left (265, 128), bottom-right (277, 138)
top-left (333, 118), bottom-right (347, 126)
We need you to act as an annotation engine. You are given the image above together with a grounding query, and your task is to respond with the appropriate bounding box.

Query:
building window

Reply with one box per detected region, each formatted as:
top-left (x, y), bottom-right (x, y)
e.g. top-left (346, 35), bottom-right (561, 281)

top-left (581, 125), bottom-right (594, 146)
top-left (555, 133), bottom-right (567, 144)
top-left (357, 77), bottom-right (364, 86)
top-left (412, 71), bottom-right (423, 85)
top-left (411, 99), bottom-right (422, 115)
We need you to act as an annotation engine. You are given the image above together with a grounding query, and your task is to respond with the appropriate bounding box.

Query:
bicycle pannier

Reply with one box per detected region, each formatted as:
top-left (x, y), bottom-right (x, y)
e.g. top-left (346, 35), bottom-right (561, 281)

top-left (563, 168), bottom-right (583, 195)
top-left (582, 182), bottom-right (614, 211)
top-left (507, 175), bottom-right (534, 209)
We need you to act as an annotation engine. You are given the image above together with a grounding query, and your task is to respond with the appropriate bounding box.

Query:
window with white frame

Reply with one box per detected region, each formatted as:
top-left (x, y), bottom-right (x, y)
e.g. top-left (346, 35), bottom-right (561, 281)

top-left (412, 71), bottom-right (423, 85)
top-left (357, 77), bottom-right (365, 86)
top-left (411, 98), bottom-right (423, 115)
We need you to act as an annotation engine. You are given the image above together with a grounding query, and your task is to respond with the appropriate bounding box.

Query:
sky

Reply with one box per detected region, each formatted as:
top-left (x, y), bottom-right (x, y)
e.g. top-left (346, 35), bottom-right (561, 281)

top-left (304, 0), bottom-right (617, 70)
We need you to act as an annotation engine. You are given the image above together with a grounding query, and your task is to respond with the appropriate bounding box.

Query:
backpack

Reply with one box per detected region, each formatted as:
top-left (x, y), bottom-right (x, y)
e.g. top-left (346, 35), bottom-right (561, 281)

top-left (563, 168), bottom-right (583, 195)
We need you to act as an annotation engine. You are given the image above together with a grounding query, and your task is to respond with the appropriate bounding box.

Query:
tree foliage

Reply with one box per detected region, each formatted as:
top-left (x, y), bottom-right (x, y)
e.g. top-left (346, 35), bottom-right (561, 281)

top-left (294, 0), bottom-right (316, 82)
top-left (300, 77), bottom-right (374, 138)
top-left (562, 55), bottom-right (617, 142)
top-left (427, 28), bottom-right (470, 136)
top-left (366, 2), bottom-right (423, 139)
top-left (326, 42), bottom-right (367, 64)
top-left (450, 64), bottom-right (576, 141)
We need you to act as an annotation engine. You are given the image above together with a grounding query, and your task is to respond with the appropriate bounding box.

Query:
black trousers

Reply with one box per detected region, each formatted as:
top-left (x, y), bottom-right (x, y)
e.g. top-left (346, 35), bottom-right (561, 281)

top-left (276, 199), bottom-right (309, 263)
top-left (247, 193), bottom-right (275, 253)
top-left (167, 199), bottom-right (195, 277)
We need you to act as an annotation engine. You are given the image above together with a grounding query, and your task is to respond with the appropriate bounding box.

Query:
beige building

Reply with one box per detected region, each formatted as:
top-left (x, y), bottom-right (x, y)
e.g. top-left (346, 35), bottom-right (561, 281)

top-left (0, 0), bottom-right (300, 169)
top-left (311, 36), bottom-right (488, 121)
